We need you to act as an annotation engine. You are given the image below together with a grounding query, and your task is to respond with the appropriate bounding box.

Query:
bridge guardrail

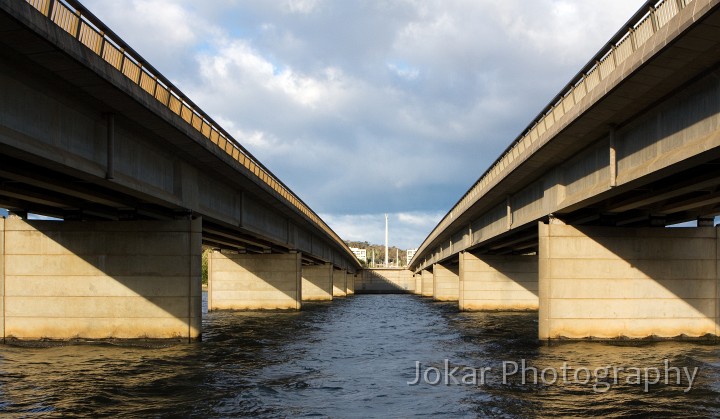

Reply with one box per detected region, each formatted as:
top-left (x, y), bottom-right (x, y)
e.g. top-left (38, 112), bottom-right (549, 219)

top-left (23, 0), bottom-right (357, 264)
top-left (412, 0), bottom-right (694, 267)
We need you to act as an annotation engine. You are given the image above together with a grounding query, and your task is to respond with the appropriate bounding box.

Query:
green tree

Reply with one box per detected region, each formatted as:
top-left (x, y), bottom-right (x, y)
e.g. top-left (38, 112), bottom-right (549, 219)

top-left (202, 249), bottom-right (209, 285)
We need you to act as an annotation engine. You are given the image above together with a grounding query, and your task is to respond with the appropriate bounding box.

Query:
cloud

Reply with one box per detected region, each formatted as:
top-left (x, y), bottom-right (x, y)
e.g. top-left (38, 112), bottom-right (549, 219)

top-left (27, 214), bottom-right (61, 221)
top-left (194, 38), bottom-right (348, 112)
top-left (387, 61), bottom-right (420, 81)
top-left (0, 210), bottom-right (60, 221)
top-left (282, 0), bottom-right (323, 14)
top-left (82, 0), bottom-right (219, 81)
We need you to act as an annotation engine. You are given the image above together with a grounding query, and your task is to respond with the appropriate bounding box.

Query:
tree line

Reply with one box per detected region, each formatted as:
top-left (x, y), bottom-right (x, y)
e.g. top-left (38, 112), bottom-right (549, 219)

top-left (344, 240), bottom-right (409, 267)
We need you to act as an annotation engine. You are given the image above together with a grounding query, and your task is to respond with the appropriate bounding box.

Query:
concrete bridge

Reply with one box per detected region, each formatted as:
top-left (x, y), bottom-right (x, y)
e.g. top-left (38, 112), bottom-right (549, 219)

top-left (409, 0), bottom-right (720, 340)
top-left (0, 0), bottom-right (360, 341)
top-left (2, 0), bottom-right (719, 343)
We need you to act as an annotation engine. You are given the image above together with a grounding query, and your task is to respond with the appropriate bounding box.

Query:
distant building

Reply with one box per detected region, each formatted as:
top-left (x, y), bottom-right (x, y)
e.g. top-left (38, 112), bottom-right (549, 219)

top-left (406, 248), bottom-right (417, 265)
top-left (350, 247), bottom-right (367, 262)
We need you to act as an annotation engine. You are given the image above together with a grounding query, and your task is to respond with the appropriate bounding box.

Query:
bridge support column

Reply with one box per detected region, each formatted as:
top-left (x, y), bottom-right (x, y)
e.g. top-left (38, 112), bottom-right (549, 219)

top-left (420, 269), bottom-right (433, 297)
top-left (432, 263), bottom-right (459, 301)
top-left (539, 223), bottom-right (719, 340)
top-left (333, 269), bottom-right (346, 297)
top-left (0, 218), bottom-right (202, 341)
top-left (346, 271), bottom-right (355, 296)
top-left (413, 273), bottom-right (422, 295)
top-left (301, 263), bottom-right (333, 301)
top-left (459, 252), bottom-right (538, 311)
top-left (208, 251), bottom-right (302, 310)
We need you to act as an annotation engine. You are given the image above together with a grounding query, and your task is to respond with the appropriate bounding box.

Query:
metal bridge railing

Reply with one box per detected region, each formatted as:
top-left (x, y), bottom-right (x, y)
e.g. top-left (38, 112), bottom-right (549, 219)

top-left (24, 0), bottom-right (356, 262)
top-left (413, 0), bottom-right (695, 266)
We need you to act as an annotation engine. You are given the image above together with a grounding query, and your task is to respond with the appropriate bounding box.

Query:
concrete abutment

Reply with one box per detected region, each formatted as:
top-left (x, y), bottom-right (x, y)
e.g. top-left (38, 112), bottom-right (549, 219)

top-left (356, 269), bottom-right (413, 293)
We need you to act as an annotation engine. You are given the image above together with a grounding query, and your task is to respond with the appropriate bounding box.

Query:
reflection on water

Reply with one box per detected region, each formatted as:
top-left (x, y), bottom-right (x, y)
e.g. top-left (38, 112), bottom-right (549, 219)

top-left (0, 294), bottom-right (718, 417)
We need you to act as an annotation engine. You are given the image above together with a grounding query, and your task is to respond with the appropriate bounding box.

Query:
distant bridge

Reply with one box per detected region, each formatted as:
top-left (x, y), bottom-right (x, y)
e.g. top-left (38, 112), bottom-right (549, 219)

top-left (0, 0), bottom-right (360, 341)
top-left (409, 0), bottom-right (720, 340)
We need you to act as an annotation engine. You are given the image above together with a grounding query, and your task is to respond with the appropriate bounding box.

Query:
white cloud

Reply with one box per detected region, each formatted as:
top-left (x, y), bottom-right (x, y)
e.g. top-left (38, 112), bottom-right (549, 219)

top-left (200, 39), bottom-right (334, 107)
top-left (82, 0), bottom-right (218, 80)
top-left (397, 212), bottom-right (443, 228)
top-left (387, 62), bottom-right (420, 80)
top-left (132, 0), bottom-right (197, 44)
top-left (27, 214), bottom-right (61, 221)
top-left (282, 0), bottom-right (323, 14)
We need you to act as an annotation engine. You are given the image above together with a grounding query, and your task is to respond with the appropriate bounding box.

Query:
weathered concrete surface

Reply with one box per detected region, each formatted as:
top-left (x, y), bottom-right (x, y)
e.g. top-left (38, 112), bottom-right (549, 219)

top-left (1, 217), bottom-right (201, 340)
top-left (209, 251), bottom-right (301, 310)
top-left (539, 222), bottom-right (719, 339)
top-left (356, 269), bottom-right (413, 294)
top-left (332, 269), bottom-right (346, 297)
top-left (432, 263), bottom-right (459, 301)
top-left (459, 253), bottom-right (538, 311)
top-left (346, 272), bottom-right (355, 296)
top-left (414, 274), bottom-right (422, 295)
top-left (301, 263), bottom-right (333, 301)
top-left (421, 269), bottom-right (433, 297)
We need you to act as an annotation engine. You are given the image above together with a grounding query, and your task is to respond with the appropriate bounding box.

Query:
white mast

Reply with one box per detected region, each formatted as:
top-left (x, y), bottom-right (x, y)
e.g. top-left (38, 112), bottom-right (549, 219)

top-left (384, 213), bottom-right (389, 268)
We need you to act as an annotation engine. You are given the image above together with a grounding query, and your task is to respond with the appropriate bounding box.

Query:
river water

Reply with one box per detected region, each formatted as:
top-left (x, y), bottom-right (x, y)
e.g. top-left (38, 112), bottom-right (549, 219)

top-left (0, 293), bottom-right (718, 417)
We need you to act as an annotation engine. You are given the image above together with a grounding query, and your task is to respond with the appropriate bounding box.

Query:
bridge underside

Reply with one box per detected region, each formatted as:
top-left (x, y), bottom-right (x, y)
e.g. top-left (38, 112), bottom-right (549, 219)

top-left (415, 62), bottom-right (720, 340)
top-left (419, 66), bottom-right (720, 339)
top-left (0, 216), bottom-right (361, 341)
top-left (422, 221), bottom-right (719, 340)
top-left (412, 1), bottom-right (720, 340)
top-left (0, 1), bottom-right (360, 341)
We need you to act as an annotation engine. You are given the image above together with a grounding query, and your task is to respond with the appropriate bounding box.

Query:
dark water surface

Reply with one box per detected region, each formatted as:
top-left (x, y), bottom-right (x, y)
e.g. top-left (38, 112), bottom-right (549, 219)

top-left (0, 294), bottom-right (719, 417)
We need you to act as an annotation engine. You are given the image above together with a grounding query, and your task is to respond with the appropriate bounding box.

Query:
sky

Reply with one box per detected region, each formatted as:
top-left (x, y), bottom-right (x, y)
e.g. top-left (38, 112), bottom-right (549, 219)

top-left (77, 0), bottom-right (647, 249)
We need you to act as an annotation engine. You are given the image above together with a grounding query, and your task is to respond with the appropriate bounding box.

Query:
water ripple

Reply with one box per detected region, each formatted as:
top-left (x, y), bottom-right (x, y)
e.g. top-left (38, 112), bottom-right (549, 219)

top-left (0, 294), bottom-right (717, 417)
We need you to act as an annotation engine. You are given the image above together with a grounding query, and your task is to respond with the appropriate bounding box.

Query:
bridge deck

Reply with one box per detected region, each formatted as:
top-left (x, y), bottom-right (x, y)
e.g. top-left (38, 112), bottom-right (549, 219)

top-left (411, 0), bottom-right (720, 272)
top-left (0, 0), bottom-right (360, 270)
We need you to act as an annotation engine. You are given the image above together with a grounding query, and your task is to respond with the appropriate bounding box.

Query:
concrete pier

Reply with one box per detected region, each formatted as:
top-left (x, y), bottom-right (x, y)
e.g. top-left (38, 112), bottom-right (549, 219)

top-left (432, 263), bottom-right (459, 301)
top-left (459, 252), bottom-right (538, 311)
top-left (346, 272), bottom-right (355, 296)
top-left (421, 269), bottom-right (433, 297)
top-left (0, 218), bottom-right (202, 341)
top-left (302, 263), bottom-right (333, 301)
top-left (539, 223), bottom-right (719, 340)
top-left (333, 269), bottom-right (347, 297)
top-left (414, 273), bottom-right (422, 295)
top-left (209, 251), bottom-right (302, 310)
